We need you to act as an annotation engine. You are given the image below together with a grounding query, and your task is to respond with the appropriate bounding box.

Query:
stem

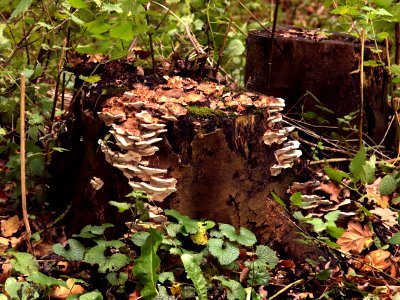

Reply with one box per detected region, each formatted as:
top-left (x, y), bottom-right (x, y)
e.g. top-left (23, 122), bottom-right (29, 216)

top-left (359, 29), bottom-right (365, 148)
top-left (20, 74), bottom-right (32, 251)
top-left (266, 0), bottom-right (280, 94)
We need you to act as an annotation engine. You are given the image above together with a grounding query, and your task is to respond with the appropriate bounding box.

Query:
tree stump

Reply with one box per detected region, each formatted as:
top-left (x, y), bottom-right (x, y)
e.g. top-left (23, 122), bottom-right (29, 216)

top-left (245, 27), bottom-right (390, 145)
top-left (50, 60), bottom-right (328, 262)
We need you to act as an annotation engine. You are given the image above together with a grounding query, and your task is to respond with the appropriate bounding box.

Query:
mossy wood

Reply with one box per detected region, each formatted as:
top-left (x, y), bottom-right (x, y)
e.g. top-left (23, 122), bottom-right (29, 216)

top-left (245, 27), bottom-right (390, 145)
top-left (50, 61), bottom-right (326, 262)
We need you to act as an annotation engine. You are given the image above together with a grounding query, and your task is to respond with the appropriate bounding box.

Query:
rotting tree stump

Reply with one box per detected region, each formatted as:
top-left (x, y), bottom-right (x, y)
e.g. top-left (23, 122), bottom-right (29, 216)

top-left (245, 27), bottom-right (390, 145)
top-left (50, 60), bottom-right (327, 262)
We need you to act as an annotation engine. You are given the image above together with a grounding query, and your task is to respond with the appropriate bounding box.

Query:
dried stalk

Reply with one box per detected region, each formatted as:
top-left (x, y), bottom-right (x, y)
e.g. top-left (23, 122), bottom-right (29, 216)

top-left (20, 74), bottom-right (32, 251)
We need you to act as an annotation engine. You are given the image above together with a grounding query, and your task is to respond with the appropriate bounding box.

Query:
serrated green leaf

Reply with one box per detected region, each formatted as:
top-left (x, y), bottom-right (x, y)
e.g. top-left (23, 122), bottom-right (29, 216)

top-left (326, 225), bottom-right (345, 238)
top-left (306, 218), bottom-right (326, 232)
top-left (181, 254), bottom-right (208, 300)
top-left (9, 252), bottom-right (39, 275)
top-left (79, 291), bottom-right (103, 300)
top-left (225, 39), bottom-right (245, 57)
top-left (74, 223), bottom-right (113, 238)
top-left (390, 64), bottom-right (400, 76)
top-left (106, 272), bottom-right (128, 286)
top-left (212, 276), bottom-right (245, 300)
top-left (5, 277), bottom-right (36, 300)
top-left (361, 154), bottom-right (376, 184)
top-left (53, 239), bottom-right (85, 261)
top-left (68, 0), bottom-right (87, 9)
top-left (350, 146), bottom-right (366, 181)
top-left (102, 3), bottom-right (123, 13)
top-left (158, 271), bottom-right (175, 283)
top-left (84, 245), bottom-right (129, 273)
top-left (133, 229), bottom-right (163, 299)
top-left (270, 192), bottom-right (285, 207)
top-left (131, 231), bottom-right (151, 247)
top-left (219, 224), bottom-right (257, 246)
top-left (290, 192), bottom-right (302, 206)
top-left (110, 22), bottom-right (134, 41)
top-left (389, 232), bottom-right (400, 244)
top-left (255, 245), bottom-right (279, 269)
top-left (379, 174), bottom-right (397, 196)
top-left (248, 269), bottom-right (270, 285)
top-left (27, 272), bottom-right (67, 287)
top-left (109, 201), bottom-right (132, 212)
top-left (208, 238), bottom-right (239, 265)
top-left (10, 0), bottom-right (33, 18)
top-left (324, 167), bottom-right (349, 183)
top-left (165, 209), bottom-right (199, 235)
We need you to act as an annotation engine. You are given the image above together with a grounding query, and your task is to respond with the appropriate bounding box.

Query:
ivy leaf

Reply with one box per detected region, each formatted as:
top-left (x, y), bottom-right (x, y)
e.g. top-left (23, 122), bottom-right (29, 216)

top-left (208, 238), bottom-right (239, 265)
top-left (289, 192), bottom-right (302, 206)
top-left (131, 231), bottom-right (150, 247)
top-left (133, 229), bottom-right (163, 299)
top-left (9, 251), bottom-right (39, 275)
top-left (10, 0), bottom-right (33, 19)
top-left (389, 232), bottom-right (400, 245)
top-left (349, 146), bottom-right (366, 182)
top-left (212, 276), bottom-right (245, 300)
top-left (53, 239), bottom-right (85, 261)
top-left (379, 174), bottom-right (397, 196)
top-left (165, 209), bottom-right (199, 235)
top-left (109, 201), bottom-right (132, 213)
top-left (219, 224), bottom-right (257, 246)
top-left (84, 245), bottom-right (129, 273)
top-left (73, 223), bottom-right (113, 238)
top-left (181, 254), bottom-right (208, 300)
top-left (27, 272), bottom-right (67, 287)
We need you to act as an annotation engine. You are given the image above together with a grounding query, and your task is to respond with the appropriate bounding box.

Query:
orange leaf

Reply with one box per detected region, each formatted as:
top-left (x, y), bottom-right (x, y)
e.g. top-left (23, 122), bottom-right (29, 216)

top-left (50, 278), bottom-right (85, 299)
top-left (337, 221), bottom-right (374, 254)
top-left (362, 250), bottom-right (392, 271)
top-left (1, 216), bottom-right (20, 237)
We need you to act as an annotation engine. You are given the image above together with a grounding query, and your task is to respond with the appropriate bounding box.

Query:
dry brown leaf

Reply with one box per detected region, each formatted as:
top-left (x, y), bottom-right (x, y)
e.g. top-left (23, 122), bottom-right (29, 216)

top-left (0, 236), bottom-right (9, 253)
top-left (362, 250), bottom-right (392, 271)
top-left (337, 221), bottom-right (374, 254)
top-left (128, 290), bottom-right (141, 300)
top-left (370, 207), bottom-right (398, 228)
top-left (321, 182), bottom-right (341, 201)
top-left (50, 278), bottom-right (85, 299)
top-left (0, 262), bottom-right (12, 284)
top-left (1, 216), bottom-right (20, 237)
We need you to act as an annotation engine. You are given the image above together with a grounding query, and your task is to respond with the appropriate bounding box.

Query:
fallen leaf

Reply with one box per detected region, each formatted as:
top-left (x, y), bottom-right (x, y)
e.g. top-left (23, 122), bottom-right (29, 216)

top-left (362, 250), bottom-right (392, 271)
top-left (337, 221), bottom-right (374, 254)
top-left (50, 278), bottom-right (84, 299)
top-left (0, 237), bottom-right (9, 253)
top-left (1, 216), bottom-right (20, 237)
top-left (321, 182), bottom-right (341, 201)
top-left (0, 262), bottom-right (12, 284)
top-left (370, 207), bottom-right (398, 228)
top-left (128, 290), bottom-right (141, 300)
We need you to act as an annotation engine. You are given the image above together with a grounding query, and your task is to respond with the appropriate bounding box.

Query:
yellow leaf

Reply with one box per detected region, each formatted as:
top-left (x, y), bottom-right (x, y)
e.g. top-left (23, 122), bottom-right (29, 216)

top-left (190, 222), bottom-right (208, 245)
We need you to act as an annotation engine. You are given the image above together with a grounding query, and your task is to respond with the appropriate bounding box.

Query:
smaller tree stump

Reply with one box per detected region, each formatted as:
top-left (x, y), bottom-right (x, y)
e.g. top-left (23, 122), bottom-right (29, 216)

top-left (245, 27), bottom-right (390, 144)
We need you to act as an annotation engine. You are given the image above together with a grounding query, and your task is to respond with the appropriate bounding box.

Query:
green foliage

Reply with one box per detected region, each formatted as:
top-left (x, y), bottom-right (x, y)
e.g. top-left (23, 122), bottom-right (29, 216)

top-left (4, 277), bottom-right (39, 300)
top-left (133, 229), bottom-right (163, 299)
top-left (219, 223), bottom-right (257, 247)
top-left (208, 238), bottom-right (240, 265)
top-left (9, 251), bottom-right (39, 275)
top-left (27, 272), bottom-right (67, 287)
top-left (181, 254), bottom-right (208, 300)
top-left (84, 245), bottom-right (129, 273)
top-left (379, 174), bottom-right (398, 195)
top-left (73, 223), bottom-right (114, 239)
top-left (165, 209), bottom-right (199, 235)
top-left (53, 238), bottom-right (85, 261)
top-left (212, 276), bottom-right (246, 300)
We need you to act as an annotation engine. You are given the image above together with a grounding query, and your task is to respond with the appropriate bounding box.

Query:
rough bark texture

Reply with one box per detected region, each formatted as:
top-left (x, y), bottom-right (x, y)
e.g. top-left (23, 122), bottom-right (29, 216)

top-left (245, 27), bottom-right (390, 144)
top-left (49, 60), bottom-right (328, 263)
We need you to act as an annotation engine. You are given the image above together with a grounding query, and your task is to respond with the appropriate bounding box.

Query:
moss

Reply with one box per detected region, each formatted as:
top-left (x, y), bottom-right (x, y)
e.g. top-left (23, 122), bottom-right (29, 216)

top-left (185, 106), bottom-right (225, 118)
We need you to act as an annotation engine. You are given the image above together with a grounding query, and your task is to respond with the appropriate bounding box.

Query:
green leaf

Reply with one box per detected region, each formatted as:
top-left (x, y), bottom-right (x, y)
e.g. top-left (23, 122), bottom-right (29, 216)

top-left (326, 225), bottom-right (345, 238)
top-left (5, 277), bottom-right (37, 300)
top-left (306, 218), bottom-right (326, 232)
top-left (131, 231), bottom-right (150, 247)
top-left (181, 254), bottom-right (208, 300)
top-left (271, 192), bottom-right (285, 207)
top-left (0, 24), bottom-right (10, 49)
top-left (299, 111), bottom-right (317, 119)
top-left (290, 192), bottom-right (302, 206)
top-left (247, 269), bottom-right (270, 285)
top-left (94, 239), bottom-right (125, 248)
top-left (225, 39), bottom-right (245, 57)
top-left (133, 229), bottom-right (163, 299)
top-left (110, 22), bottom-right (134, 41)
top-left (208, 238), bottom-right (239, 265)
top-left (158, 271), bottom-right (175, 283)
top-left (109, 201), bottom-right (132, 212)
top-left (166, 223), bottom-right (183, 237)
top-left (79, 75), bottom-right (101, 84)
top-left (10, 0), bottom-right (33, 18)
top-left (350, 146), bottom-right (366, 181)
top-left (212, 276), bottom-right (245, 300)
top-left (316, 268), bottom-right (331, 281)
top-left (219, 224), bottom-right (257, 246)
top-left (79, 291), bottom-right (103, 300)
top-left (74, 223), bottom-right (114, 238)
top-left (165, 209), bottom-right (199, 235)
top-left (27, 272), bottom-right (68, 287)
top-left (254, 245), bottom-right (279, 269)
top-left (9, 252), bottom-right (39, 275)
top-left (68, 0), bottom-right (88, 9)
top-left (84, 245), bottom-right (129, 273)
top-left (361, 154), bottom-right (376, 184)
top-left (379, 174), bottom-right (397, 196)
top-left (106, 272), bottom-right (128, 286)
top-left (390, 64), bottom-right (400, 77)
top-left (102, 3), bottom-right (123, 13)
top-left (324, 167), bottom-right (349, 183)
top-left (53, 239), bottom-right (85, 261)
top-left (388, 232), bottom-right (400, 244)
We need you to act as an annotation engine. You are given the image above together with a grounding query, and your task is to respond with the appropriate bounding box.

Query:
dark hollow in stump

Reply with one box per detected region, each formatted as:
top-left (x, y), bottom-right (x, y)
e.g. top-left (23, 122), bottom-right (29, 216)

top-left (50, 61), bottom-right (328, 263)
top-left (245, 27), bottom-right (390, 145)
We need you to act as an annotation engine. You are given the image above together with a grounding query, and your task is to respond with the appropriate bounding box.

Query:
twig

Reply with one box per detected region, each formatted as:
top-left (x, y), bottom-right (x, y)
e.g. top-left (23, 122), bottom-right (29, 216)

top-left (269, 279), bottom-right (303, 299)
top-left (309, 158), bottom-right (352, 165)
top-left (359, 29), bottom-right (365, 148)
top-left (20, 74), bottom-right (32, 252)
top-left (296, 136), bottom-right (350, 155)
top-left (266, 0), bottom-right (280, 94)
top-left (50, 38), bottom-right (67, 122)
top-left (237, 0), bottom-right (268, 31)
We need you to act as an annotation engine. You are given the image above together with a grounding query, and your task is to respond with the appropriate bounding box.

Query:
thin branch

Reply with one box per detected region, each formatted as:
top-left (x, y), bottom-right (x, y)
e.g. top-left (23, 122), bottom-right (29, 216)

top-left (266, 0), bottom-right (280, 94)
top-left (359, 29), bottom-right (365, 148)
top-left (20, 74), bottom-right (33, 252)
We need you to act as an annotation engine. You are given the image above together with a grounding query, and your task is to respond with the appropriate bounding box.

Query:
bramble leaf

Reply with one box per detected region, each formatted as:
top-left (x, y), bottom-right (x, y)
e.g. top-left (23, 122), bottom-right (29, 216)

top-left (9, 251), bottom-right (39, 275)
top-left (379, 174), bottom-right (397, 196)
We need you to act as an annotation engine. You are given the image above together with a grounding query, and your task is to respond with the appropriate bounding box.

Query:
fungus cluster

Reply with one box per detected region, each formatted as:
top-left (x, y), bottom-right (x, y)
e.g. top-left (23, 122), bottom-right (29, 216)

top-left (97, 75), bottom-right (302, 201)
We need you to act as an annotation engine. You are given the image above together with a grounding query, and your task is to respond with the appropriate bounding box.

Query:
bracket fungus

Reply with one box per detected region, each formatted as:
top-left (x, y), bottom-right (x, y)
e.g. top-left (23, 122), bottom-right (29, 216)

top-left (98, 76), bottom-right (302, 202)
